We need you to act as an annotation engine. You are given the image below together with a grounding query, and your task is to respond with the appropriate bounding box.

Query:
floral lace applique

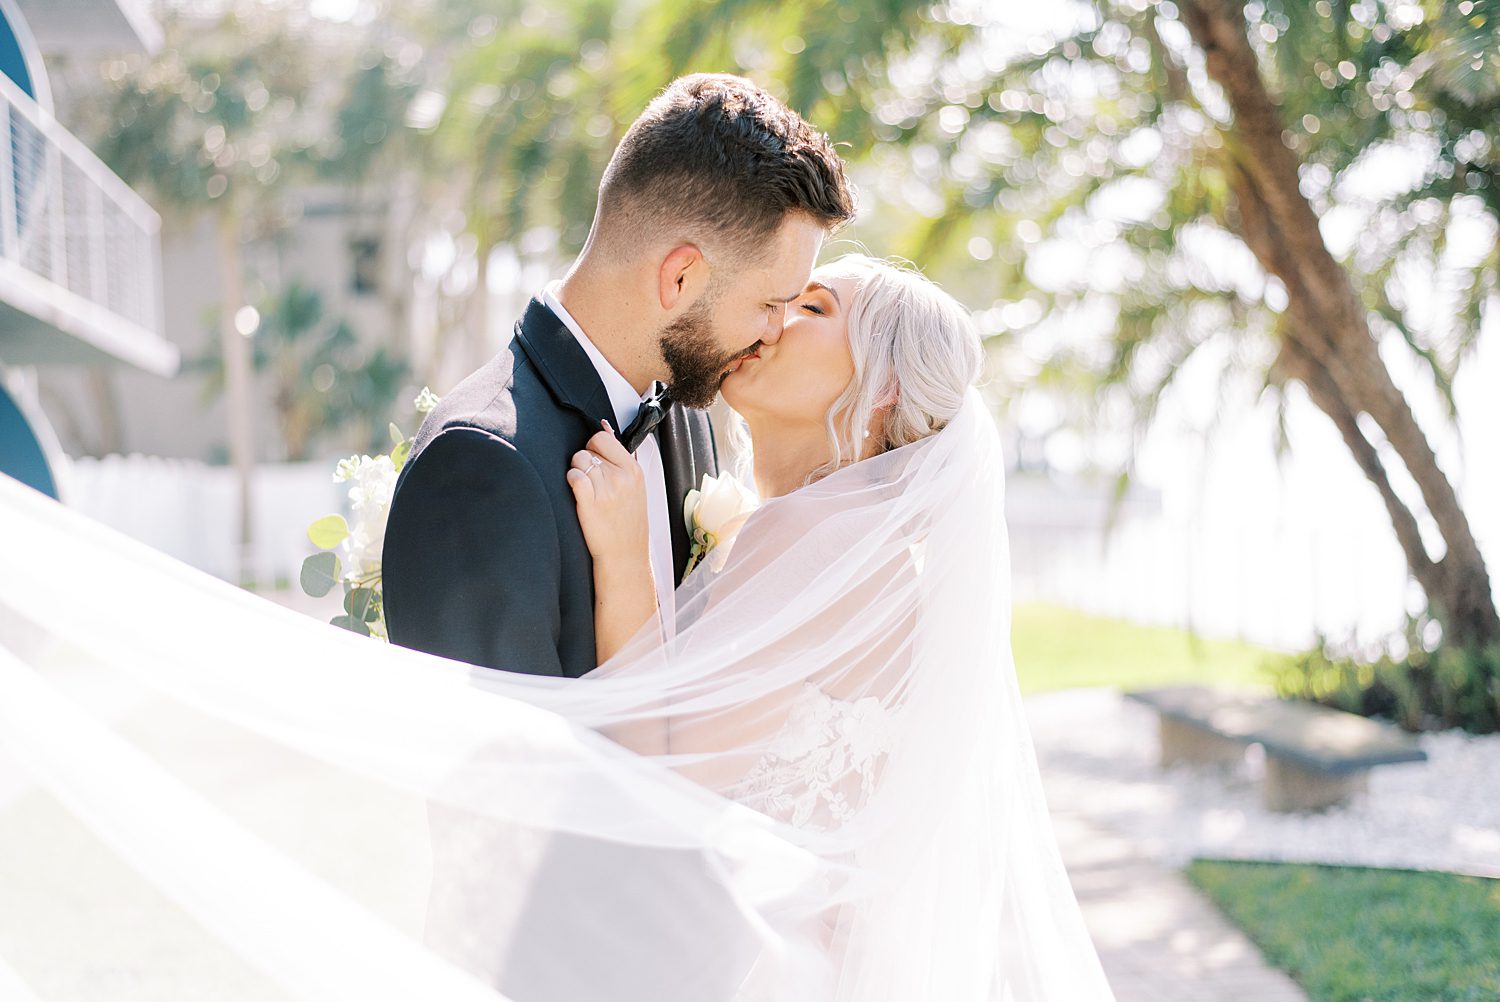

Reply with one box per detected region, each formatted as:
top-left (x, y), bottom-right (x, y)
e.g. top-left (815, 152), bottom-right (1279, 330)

top-left (738, 682), bottom-right (896, 830)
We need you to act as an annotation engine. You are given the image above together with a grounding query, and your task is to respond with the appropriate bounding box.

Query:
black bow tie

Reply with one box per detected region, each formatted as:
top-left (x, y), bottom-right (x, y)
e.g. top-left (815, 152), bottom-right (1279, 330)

top-left (618, 383), bottom-right (673, 453)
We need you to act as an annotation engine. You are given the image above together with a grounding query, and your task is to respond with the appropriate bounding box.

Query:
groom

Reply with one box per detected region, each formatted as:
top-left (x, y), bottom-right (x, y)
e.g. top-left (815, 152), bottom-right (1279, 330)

top-left (383, 74), bottom-right (855, 678)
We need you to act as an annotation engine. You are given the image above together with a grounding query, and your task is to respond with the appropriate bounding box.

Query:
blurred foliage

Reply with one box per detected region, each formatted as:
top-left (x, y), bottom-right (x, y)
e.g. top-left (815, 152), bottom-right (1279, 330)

top-left (1274, 612), bottom-right (1500, 733)
top-left (73, 0), bottom-right (1499, 469)
top-left (403, 0), bottom-right (961, 252)
top-left (189, 283), bottom-right (409, 460)
top-left (82, 11), bottom-right (316, 225)
top-left (76, 4), bottom-right (435, 217)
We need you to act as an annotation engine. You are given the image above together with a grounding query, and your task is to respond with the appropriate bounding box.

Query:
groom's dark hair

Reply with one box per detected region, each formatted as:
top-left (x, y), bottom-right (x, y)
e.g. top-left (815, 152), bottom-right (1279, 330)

top-left (594, 74), bottom-right (855, 261)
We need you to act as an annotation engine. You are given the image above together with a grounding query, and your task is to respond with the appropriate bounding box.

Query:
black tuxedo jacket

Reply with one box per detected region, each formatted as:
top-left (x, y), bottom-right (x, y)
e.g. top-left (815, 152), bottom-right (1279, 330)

top-left (382, 296), bottom-right (718, 678)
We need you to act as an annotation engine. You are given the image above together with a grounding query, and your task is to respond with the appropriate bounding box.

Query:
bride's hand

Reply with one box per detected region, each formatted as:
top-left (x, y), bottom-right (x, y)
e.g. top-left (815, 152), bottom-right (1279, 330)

top-left (566, 422), bottom-right (651, 570)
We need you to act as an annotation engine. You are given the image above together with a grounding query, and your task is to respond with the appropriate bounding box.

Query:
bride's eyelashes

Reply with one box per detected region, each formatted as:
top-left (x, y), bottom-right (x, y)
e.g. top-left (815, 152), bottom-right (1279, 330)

top-left (800, 302), bottom-right (825, 316)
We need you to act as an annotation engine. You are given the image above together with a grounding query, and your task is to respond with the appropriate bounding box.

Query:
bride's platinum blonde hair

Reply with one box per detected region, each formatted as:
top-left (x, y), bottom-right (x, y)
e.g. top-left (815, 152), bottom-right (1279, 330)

top-left (810, 252), bottom-right (983, 480)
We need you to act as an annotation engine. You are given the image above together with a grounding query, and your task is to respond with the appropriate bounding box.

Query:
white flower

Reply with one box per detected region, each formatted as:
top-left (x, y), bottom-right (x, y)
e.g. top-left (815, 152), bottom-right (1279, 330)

top-left (414, 386), bottom-right (441, 414)
top-left (348, 455), bottom-right (397, 512)
top-left (684, 471), bottom-right (758, 538)
top-left (333, 455), bottom-right (364, 483)
top-left (682, 472), bottom-right (759, 579)
top-left (334, 454), bottom-right (398, 582)
top-left (340, 521), bottom-right (382, 583)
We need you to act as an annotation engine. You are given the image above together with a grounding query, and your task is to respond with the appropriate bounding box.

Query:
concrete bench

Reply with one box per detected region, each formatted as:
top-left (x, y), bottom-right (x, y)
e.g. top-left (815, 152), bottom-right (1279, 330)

top-left (1125, 685), bottom-right (1428, 812)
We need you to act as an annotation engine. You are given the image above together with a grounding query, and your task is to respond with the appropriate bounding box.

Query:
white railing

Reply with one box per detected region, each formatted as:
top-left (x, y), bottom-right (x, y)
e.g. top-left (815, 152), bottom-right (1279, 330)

top-left (0, 68), bottom-right (163, 343)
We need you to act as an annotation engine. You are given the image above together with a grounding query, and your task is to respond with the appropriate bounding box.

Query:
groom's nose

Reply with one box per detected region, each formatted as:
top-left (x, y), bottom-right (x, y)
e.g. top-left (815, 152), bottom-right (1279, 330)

top-left (761, 309), bottom-right (787, 344)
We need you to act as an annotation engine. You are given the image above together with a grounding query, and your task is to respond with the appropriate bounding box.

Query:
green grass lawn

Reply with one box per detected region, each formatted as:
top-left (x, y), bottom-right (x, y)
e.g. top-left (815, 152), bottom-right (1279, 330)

top-left (1187, 859), bottom-right (1500, 1001)
top-left (1010, 601), bottom-right (1288, 694)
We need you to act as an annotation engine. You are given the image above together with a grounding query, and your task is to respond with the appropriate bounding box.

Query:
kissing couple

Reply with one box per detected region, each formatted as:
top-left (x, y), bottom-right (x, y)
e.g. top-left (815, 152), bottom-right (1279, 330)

top-left (381, 73), bottom-right (1114, 1002)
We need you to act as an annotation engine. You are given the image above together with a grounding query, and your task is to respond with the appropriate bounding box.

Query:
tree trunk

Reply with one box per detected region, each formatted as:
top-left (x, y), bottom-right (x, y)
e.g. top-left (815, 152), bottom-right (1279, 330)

top-left (380, 177), bottom-right (416, 370)
top-left (217, 214), bottom-right (256, 586)
top-left (1177, 0), bottom-right (1500, 649)
top-left (467, 242), bottom-right (492, 373)
top-left (87, 369), bottom-right (124, 456)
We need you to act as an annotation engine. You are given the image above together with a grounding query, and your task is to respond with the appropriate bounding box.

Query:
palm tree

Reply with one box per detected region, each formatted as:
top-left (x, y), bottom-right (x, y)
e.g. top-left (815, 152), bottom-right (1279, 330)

top-left (1168, 0), bottom-right (1497, 649)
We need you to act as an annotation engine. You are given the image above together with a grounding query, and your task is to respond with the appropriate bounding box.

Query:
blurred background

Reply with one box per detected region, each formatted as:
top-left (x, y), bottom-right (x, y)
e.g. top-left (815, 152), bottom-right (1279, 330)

top-left (0, 1), bottom-right (1496, 996)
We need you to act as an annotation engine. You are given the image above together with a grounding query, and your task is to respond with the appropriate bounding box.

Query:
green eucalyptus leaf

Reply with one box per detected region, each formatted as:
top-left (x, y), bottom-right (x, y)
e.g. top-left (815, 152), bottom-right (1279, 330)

top-left (389, 422), bottom-right (405, 446)
top-left (330, 613), bottom-right (371, 636)
top-left (345, 586), bottom-right (380, 622)
top-left (307, 514), bottom-right (350, 550)
top-left (300, 551), bottom-right (342, 597)
top-left (391, 439), bottom-right (412, 472)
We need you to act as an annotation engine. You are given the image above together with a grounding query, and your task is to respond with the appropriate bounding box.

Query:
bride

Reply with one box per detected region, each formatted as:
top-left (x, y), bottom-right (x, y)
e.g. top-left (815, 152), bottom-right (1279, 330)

top-left (0, 257), bottom-right (1112, 1000)
top-left (451, 251), bottom-right (1115, 999)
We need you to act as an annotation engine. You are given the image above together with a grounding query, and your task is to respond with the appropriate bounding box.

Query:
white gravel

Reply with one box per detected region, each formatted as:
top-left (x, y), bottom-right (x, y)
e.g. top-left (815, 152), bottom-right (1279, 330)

top-left (1024, 688), bottom-right (1500, 878)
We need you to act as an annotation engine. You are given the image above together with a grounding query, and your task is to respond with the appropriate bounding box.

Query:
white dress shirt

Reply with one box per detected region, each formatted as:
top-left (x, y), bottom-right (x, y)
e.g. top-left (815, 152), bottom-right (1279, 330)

top-left (542, 282), bottom-right (676, 637)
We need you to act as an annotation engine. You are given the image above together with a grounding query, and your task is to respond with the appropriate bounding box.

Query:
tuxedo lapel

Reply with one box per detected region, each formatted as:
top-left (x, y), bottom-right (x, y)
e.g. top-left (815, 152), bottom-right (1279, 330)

top-left (514, 292), bottom-right (720, 582)
top-left (512, 296), bottom-right (615, 428)
top-left (658, 406), bottom-right (719, 581)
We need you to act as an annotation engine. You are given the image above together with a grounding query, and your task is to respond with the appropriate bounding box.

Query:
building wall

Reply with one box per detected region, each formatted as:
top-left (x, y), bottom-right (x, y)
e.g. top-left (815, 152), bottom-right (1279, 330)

top-left (36, 181), bottom-right (418, 463)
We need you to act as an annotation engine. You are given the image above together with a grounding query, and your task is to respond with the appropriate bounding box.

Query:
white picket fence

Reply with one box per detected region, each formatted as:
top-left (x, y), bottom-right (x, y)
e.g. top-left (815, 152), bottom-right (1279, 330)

top-left (55, 453), bottom-right (346, 587)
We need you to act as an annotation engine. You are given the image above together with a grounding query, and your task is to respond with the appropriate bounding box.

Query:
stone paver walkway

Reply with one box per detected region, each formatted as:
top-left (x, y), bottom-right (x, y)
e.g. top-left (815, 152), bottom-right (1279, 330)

top-left (1049, 808), bottom-right (1306, 1001)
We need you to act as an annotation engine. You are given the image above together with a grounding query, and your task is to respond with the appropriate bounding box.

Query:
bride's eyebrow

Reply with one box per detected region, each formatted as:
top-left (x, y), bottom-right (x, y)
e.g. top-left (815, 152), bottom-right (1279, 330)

top-left (804, 281), bottom-right (840, 307)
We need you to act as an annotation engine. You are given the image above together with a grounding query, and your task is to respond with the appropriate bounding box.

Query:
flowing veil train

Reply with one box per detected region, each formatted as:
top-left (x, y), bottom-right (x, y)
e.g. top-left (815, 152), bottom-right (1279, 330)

top-left (0, 388), bottom-right (1113, 1001)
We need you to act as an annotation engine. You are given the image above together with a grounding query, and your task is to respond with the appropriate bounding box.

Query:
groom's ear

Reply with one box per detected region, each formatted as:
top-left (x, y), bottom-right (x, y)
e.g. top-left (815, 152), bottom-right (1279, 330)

top-left (658, 244), bottom-right (706, 311)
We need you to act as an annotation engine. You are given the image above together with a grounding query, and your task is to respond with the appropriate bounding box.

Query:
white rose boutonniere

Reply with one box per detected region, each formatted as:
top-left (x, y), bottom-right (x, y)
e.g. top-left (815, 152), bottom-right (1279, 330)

top-left (682, 472), bottom-right (759, 581)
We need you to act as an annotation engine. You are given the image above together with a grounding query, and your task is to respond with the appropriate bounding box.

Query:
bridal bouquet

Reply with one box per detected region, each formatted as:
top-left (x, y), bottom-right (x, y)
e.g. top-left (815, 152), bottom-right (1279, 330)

top-left (300, 387), bottom-right (440, 638)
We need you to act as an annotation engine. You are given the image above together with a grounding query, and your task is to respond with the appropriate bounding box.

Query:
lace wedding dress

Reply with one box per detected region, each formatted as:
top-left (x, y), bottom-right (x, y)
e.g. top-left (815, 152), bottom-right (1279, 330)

top-left (738, 682), bottom-right (895, 831)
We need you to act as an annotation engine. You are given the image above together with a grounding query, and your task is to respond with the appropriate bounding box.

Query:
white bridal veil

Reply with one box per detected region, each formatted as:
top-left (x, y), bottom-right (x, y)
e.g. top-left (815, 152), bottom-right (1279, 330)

top-left (0, 388), bottom-right (1113, 1001)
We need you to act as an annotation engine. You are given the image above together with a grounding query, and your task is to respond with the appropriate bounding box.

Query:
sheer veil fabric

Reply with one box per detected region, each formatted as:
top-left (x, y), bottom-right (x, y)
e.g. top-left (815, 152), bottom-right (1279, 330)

top-left (0, 388), bottom-right (1113, 1001)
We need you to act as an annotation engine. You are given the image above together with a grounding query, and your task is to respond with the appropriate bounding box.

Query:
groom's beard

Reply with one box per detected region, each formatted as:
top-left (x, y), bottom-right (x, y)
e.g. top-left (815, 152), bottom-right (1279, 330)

top-left (658, 299), bottom-right (758, 409)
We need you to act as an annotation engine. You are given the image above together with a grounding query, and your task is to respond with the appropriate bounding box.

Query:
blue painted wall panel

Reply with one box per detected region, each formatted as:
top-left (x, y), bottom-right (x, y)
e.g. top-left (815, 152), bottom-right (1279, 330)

top-left (0, 10), bottom-right (35, 99)
top-left (0, 382), bottom-right (59, 499)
